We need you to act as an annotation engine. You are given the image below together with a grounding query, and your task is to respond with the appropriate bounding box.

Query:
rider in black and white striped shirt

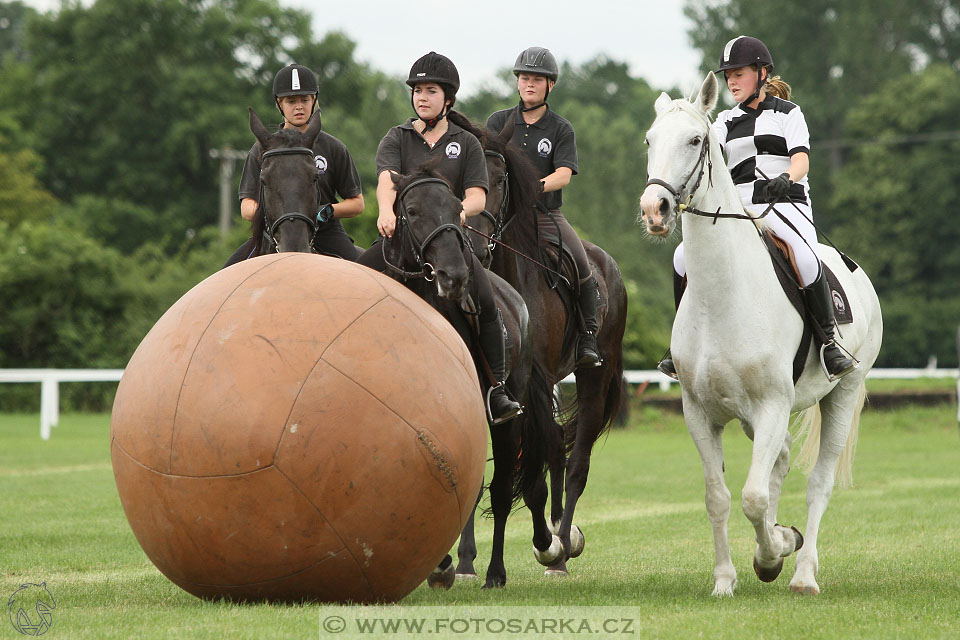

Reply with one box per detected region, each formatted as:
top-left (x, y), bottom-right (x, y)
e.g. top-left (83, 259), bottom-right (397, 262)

top-left (661, 36), bottom-right (856, 381)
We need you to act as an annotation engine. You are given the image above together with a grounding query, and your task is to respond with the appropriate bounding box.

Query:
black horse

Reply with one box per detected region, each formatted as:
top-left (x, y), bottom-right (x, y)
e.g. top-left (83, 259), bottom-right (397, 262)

top-left (357, 166), bottom-right (562, 589)
top-left (462, 120), bottom-right (628, 577)
top-left (223, 108), bottom-right (354, 263)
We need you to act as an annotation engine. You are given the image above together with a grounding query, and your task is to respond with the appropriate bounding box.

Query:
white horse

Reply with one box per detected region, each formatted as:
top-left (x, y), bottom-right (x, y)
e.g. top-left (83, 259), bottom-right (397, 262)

top-left (638, 72), bottom-right (883, 596)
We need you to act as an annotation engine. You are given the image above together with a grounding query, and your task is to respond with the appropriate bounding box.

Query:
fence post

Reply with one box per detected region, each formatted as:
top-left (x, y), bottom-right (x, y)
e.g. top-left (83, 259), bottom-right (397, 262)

top-left (40, 374), bottom-right (58, 440)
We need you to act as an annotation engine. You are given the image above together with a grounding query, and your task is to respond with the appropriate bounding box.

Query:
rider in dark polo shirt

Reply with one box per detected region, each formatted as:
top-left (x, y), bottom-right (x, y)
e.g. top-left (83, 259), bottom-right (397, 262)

top-left (486, 47), bottom-right (601, 368)
top-left (224, 63), bottom-right (364, 267)
top-left (358, 52), bottom-right (522, 425)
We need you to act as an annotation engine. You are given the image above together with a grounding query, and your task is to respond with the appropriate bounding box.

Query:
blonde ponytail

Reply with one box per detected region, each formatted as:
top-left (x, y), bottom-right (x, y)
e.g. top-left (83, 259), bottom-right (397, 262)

top-left (764, 75), bottom-right (792, 100)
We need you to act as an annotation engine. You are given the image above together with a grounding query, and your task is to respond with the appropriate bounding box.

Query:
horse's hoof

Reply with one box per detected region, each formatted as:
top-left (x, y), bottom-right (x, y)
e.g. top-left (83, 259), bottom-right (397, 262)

top-left (791, 525), bottom-right (804, 551)
top-left (544, 568), bottom-right (568, 577)
top-left (533, 535), bottom-right (563, 566)
top-left (427, 555), bottom-right (455, 590)
top-left (789, 582), bottom-right (820, 595)
top-left (568, 525), bottom-right (585, 559)
top-left (753, 555), bottom-right (784, 583)
top-left (455, 573), bottom-right (479, 581)
top-left (482, 579), bottom-right (506, 589)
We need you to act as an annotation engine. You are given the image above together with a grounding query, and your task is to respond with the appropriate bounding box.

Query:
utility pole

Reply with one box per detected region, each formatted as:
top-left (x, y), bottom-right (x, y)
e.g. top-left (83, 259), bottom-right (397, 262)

top-left (209, 147), bottom-right (248, 241)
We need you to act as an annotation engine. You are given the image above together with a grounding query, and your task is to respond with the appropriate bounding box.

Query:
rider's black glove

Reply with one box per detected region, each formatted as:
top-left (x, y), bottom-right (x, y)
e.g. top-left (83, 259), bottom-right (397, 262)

top-left (763, 173), bottom-right (792, 202)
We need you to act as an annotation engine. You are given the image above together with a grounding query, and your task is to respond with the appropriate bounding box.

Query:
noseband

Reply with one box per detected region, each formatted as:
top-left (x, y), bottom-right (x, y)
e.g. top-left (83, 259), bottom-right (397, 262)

top-left (259, 147), bottom-right (323, 250)
top-left (384, 177), bottom-right (468, 281)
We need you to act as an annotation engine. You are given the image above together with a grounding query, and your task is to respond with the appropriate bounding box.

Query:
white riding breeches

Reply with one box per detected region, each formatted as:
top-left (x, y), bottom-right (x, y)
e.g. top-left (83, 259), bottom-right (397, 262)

top-left (673, 201), bottom-right (821, 287)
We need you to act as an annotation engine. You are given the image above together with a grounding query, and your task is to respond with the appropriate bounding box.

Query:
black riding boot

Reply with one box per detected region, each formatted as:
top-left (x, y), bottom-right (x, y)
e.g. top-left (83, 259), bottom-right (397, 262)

top-left (479, 310), bottom-right (523, 425)
top-left (575, 275), bottom-right (602, 368)
top-left (804, 271), bottom-right (857, 380)
top-left (656, 271), bottom-right (686, 380)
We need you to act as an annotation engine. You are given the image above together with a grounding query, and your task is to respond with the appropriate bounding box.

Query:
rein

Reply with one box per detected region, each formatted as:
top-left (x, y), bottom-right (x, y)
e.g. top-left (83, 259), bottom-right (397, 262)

top-left (259, 147), bottom-right (323, 250)
top-left (382, 177), bottom-right (467, 281)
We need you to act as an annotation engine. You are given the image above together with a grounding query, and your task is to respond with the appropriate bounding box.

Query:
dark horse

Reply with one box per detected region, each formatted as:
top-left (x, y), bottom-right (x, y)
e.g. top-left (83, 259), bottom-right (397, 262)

top-left (356, 166), bottom-right (562, 589)
top-left (236, 108), bottom-right (336, 257)
top-left (462, 119), bottom-right (628, 577)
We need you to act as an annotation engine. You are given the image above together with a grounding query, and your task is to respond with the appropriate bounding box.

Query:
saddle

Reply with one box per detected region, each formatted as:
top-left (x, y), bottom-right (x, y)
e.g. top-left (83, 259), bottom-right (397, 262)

top-left (763, 231), bottom-right (856, 384)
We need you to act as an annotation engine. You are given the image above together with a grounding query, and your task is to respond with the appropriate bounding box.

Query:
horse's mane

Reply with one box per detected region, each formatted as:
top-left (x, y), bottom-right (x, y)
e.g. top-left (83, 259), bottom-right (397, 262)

top-left (485, 131), bottom-right (541, 259)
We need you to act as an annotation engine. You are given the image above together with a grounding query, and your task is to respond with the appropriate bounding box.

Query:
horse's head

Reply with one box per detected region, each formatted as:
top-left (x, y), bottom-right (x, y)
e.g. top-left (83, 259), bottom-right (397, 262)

top-left (249, 107), bottom-right (323, 253)
top-left (390, 167), bottom-right (470, 300)
top-left (638, 72), bottom-right (719, 238)
top-left (472, 119), bottom-right (540, 265)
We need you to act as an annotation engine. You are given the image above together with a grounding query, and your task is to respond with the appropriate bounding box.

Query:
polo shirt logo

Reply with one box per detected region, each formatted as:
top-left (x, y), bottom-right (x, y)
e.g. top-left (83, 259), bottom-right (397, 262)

top-left (537, 137), bottom-right (552, 157)
top-left (314, 154), bottom-right (327, 174)
top-left (445, 142), bottom-right (461, 159)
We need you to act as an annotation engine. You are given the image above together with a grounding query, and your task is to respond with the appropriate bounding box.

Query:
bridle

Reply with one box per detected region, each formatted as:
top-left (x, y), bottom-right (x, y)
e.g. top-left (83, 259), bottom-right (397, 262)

top-left (644, 119), bottom-right (769, 223)
top-left (258, 147), bottom-right (323, 250)
top-left (383, 177), bottom-right (468, 281)
top-left (473, 150), bottom-right (511, 250)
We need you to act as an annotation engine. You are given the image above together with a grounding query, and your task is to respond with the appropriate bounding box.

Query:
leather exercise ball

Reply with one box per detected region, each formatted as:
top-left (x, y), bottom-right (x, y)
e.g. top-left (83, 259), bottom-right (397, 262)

top-left (110, 253), bottom-right (487, 603)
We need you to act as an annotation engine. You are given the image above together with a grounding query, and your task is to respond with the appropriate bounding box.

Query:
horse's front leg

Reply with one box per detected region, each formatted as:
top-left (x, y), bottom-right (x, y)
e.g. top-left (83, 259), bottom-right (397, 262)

top-left (742, 406), bottom-right (803, 583)
top-left (685, 399), bottom-right (736, 596)
top-left (454, 485), bottom-right (483, 579)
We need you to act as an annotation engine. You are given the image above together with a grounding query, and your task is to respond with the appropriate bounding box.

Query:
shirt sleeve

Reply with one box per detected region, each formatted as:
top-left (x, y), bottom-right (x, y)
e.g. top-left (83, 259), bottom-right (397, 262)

top-left (711, 114), bottom-right (728, 154)
top-left (331, 140), bottom-right (363, 199)
top-left (783, 106), bottom-right (811, 155)
top-left (375, 127), bottom-right (402, 176)
top-left (485, 110), bottom-right (507, 135)
top-left (237, 143), bottom-right (262, 200)
top-left (461, 134), bottom-right (489, 192)
top-left (552, 120), bottom-right (578, 175)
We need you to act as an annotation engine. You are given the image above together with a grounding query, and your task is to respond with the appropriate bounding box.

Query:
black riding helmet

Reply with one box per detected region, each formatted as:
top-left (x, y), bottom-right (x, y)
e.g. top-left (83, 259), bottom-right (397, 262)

top-left (513, 46), bottom-right (558, 111)
top-left (406, 52), bottom-right (459, 131)
top-left (273, 63), bottom-right (319, 115)
top-left (715, 36), bottom-right (774, 107)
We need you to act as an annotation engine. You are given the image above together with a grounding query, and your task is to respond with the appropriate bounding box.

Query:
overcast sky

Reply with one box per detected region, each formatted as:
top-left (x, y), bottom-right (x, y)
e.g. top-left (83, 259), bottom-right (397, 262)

top-left (22, 0), bottom-right (704, 97)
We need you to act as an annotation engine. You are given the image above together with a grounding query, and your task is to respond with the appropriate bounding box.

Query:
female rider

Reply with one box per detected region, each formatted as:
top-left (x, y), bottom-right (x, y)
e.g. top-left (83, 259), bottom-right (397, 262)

top-left (357, 52), bottom-right (522, 425)
top-left (660, 36), bottom-right (855, 380)
top-left (485, 46), bottom-right (601, 369)
top-left (224, 63), bottom-right (364, 266)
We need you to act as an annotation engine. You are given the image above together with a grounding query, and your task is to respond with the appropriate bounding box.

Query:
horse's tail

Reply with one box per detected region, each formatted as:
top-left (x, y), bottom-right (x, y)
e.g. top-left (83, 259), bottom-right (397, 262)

top-left (793, 382), bottom-right (867, 489)
top-left (513, 362), bottom-right (561, 507)
top-left (556, 354), bottom-right (625, 457)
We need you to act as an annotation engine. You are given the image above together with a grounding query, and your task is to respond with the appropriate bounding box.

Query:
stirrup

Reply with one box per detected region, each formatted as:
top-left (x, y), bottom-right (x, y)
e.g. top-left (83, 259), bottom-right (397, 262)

top-left (819, 342), bottom-right (858, 382)
top-left (486, 383), bottom-right (523, 426)
top-left (656, 351), bottom-right (678, 381)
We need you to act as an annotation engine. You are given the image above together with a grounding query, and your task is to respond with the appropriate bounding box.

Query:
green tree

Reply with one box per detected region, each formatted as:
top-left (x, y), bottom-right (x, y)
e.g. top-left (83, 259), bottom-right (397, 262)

top-left (829, 65), bottom-right (960, 366)
top-left (0, 140), bottom-right (58, 226)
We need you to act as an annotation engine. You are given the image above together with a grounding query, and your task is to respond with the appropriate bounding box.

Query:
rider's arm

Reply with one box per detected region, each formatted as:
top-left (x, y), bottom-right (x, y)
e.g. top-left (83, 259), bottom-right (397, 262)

top-left (333, 194), bottom-right (364, 219)
top-left (240, 198), bottom-right (258, 221)
top-left (375, 170), bottom-right (398, 237)
top-left (786, 151), bottom-right (809, 183)
top-left (540, 167), bottom-right (573, 193)
top-left (460, 186), bottom-right (486, 223)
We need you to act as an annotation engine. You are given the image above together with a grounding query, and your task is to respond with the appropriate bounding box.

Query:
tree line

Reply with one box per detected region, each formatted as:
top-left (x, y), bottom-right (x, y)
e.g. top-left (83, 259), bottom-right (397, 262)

top-left (1, 0), bottom-right (957, 410)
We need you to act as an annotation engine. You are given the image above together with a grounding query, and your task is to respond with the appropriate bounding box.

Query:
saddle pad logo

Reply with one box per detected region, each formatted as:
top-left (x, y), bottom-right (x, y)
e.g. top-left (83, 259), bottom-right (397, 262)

top-left (537, 137), bottom-right (552, 157)
top-left (445, 142), bottom-right (461, 159)
top-left (831, 290), bottom-right (845, 315)
top-left (314, 155), bottom-right (327, 174)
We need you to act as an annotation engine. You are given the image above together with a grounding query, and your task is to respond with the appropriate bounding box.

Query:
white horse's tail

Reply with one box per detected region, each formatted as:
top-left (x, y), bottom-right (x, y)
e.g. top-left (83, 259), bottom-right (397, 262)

top-left (792, 382), bottom-right (867, 489)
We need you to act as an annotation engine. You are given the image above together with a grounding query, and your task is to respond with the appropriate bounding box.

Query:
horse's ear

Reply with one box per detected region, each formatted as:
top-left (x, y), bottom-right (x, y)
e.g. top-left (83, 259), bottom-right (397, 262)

top-left (389, 170), bottom-right (403, 189)
top-left (695, 72), bottom-right (719, 116)
top-left (249, 107), bottom-right (270, 146)
top-left (654, 92), bottom-right (673, 116)
top-left (303, 111), bottom-right (323, 147)
top-left (497, 117), bottom-right (515, 144)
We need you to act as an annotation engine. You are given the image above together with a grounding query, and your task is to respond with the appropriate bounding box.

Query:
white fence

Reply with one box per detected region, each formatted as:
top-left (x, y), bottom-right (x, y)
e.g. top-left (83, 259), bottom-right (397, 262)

top-left (2, 367), bottom-right (958, 440)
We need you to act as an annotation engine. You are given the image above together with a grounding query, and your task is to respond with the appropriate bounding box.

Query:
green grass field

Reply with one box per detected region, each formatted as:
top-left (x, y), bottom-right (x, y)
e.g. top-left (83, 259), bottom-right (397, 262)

top-left (2, 404), bottom-right (959, 639)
